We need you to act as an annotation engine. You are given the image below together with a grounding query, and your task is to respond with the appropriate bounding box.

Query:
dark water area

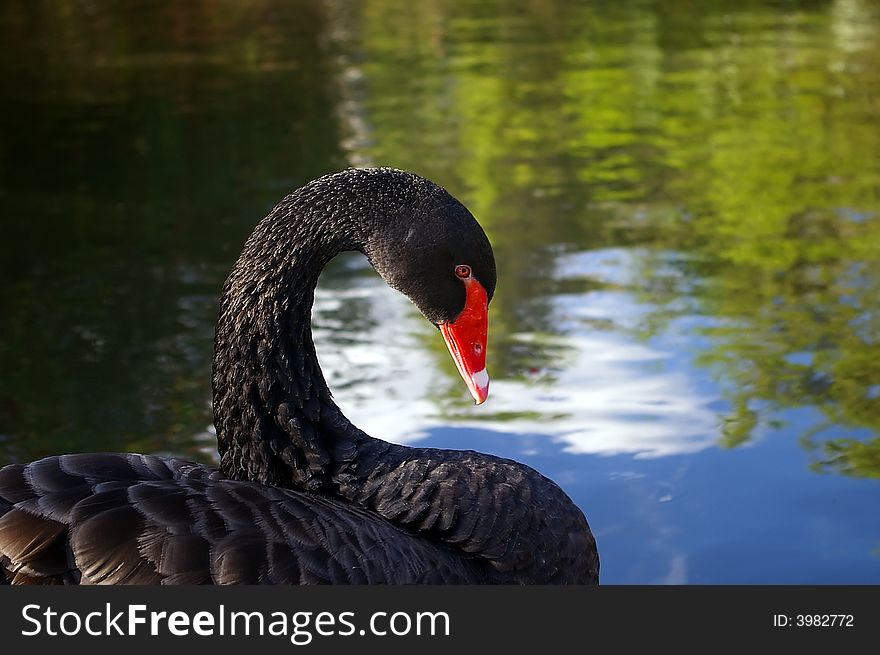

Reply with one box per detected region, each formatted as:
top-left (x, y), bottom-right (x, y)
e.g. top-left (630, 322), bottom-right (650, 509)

top-left (1, 0), bottom-right (878, 583)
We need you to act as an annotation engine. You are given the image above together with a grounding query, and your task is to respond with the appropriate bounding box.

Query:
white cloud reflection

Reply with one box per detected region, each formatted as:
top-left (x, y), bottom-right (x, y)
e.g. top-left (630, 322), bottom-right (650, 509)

top-left (314, 249), bottom-right (721, 459)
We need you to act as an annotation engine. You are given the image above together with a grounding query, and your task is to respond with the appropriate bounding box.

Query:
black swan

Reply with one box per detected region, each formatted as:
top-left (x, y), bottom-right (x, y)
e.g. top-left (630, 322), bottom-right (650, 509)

top-left (0, 168), bottom-right (599, 585)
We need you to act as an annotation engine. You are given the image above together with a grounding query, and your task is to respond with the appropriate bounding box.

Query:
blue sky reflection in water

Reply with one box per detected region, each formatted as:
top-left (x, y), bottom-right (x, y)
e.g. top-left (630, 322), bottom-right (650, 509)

top-left (1, 0), bottom-right (879, 583)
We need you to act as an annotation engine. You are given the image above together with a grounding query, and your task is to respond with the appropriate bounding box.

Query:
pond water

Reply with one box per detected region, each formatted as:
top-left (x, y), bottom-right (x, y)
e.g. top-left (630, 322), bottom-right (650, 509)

top-left (1, 0), bottom-right (878, 583)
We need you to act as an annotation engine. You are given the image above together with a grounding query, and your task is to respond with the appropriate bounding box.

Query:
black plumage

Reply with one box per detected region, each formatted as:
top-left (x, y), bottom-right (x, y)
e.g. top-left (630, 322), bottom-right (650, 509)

top-left (0, 168), bottom-right (599, 585)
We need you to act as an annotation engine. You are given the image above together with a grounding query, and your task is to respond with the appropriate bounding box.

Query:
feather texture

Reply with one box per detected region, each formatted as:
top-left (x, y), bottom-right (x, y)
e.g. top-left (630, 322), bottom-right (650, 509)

top-left (0, 454), bottom-right (492, 584)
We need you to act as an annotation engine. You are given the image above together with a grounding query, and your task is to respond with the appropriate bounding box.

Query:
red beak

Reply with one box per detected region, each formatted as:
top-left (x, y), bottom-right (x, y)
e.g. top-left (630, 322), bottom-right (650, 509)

top-left (439, 277), bottom-right (489, 404)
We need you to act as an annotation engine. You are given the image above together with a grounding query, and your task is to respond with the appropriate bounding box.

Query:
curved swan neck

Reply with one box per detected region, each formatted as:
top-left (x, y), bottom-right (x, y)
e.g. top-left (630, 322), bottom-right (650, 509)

top-left (212, 173), bottom-right (369, 491)
top-left (212, 167), bottom-right (474, 492)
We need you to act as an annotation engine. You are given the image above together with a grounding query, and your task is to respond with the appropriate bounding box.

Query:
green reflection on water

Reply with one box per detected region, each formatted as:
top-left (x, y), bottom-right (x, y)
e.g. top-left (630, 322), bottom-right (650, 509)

top-left (1, 0), bottom-right (878, 479)
top-left (0, 0), bottom-right (347, 462)
top-left (342, 0), bottom-right (880, 474)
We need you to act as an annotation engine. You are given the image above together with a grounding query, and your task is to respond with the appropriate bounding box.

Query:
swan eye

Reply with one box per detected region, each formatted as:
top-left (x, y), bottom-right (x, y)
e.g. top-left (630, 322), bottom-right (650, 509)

top-left (454, 264), bottom-right (472, 279)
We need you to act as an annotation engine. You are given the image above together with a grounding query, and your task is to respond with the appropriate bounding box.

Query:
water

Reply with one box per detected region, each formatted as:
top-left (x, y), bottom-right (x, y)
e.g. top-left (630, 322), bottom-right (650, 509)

top-left (1, 0), bottom-right (878, 583)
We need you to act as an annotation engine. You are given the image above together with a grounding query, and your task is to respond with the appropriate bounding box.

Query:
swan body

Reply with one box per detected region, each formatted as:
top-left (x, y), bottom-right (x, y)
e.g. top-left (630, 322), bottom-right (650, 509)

top-left (0, 168), bottom-right (599, 585)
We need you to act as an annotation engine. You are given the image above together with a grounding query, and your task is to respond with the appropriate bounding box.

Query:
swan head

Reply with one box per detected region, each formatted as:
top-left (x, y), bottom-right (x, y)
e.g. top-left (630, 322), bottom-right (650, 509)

top-left (353, 169), bottom-right (496, 405)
